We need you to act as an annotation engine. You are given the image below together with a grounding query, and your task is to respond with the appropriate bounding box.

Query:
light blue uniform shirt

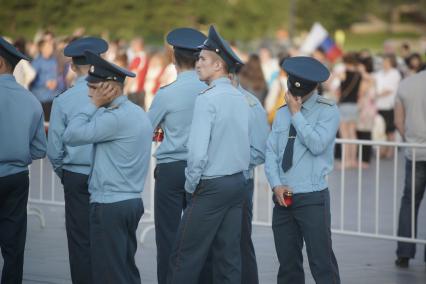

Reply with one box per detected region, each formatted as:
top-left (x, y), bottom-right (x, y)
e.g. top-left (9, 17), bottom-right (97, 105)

top-left (238, 86), bottom-right (270, 180)
top-left (63, 95), bottom-right (153, 203)
top-left (47, 76), bottom-right (92, 178)
top-left (184, 77), bottom-right (250, 193)
top-left (0, 74), bottom-right (46, 177)
top-left (264, 93), bottom-right (340, 194)
top-left (148, 70), bottom-right (207, 163)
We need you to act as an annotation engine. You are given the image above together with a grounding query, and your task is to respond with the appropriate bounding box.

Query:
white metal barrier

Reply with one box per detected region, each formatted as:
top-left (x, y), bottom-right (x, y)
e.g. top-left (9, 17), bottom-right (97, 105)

top-left (252, 138), bottom-right (426, 245)
top-left (27, 149), bottom-right (157, 244)
top-left (27, 139), bottom-right (426, 245)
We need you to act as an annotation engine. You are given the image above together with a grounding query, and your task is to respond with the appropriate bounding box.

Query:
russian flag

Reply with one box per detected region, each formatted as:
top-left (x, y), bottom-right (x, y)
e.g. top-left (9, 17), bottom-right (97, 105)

top-left (300, 23), bottom-right (343, 62)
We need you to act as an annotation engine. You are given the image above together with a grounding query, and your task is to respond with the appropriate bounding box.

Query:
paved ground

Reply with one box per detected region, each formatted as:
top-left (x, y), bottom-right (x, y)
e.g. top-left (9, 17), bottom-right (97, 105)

top-left (1, 152), bottom-right (426, 283)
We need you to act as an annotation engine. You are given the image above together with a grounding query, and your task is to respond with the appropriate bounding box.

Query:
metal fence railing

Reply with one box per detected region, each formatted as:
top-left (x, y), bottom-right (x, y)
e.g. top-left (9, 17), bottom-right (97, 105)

top-left (27, 139), bottom-right (426, 245)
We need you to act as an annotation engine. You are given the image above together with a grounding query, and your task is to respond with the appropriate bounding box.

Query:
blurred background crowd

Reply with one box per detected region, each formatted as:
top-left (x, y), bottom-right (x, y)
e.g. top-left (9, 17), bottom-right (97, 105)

top-left (4, 27), bottom-right (426, 165)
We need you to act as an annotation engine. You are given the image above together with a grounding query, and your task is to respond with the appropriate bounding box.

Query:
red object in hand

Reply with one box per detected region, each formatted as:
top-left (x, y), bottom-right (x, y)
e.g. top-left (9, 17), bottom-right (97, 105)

top-left (284, 191), bottom-right (293, 206)
top-left (153, 128), bottom-right (164, 142)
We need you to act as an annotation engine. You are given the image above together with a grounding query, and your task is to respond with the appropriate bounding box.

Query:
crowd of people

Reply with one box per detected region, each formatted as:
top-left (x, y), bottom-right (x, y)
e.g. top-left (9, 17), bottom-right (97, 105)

top-left (7, 30), bottom-right (426, 170)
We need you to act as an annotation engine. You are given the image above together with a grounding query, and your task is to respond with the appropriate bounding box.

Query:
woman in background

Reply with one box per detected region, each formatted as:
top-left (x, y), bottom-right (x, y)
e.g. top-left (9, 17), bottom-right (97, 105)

top-left (357, 53), bottom-right (377, 168)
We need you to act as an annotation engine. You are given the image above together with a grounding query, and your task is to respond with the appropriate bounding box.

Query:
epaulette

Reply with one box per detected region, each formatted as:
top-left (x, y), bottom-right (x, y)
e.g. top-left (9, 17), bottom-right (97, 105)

top-left (278, 103), bottom-right (287, 109)
top-left (55, 89), bottom-right (67, 98)
top-left (107, 104), bottom-right (120, 110)
top-left (198, 85), bottom-right (215, 95)
top-left (159, 80), bottom-right (176, 90)
top-left (244, 94), bottom-right (258, 107)
top-left (316, 96), bottom-right (335, 106)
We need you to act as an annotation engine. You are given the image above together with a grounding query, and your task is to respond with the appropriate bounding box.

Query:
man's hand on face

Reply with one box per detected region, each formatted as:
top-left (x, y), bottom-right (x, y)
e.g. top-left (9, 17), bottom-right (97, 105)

top-left (88, 81), bottom-right (118, 108)
top-left (285, 91), bottom-right (302, 115)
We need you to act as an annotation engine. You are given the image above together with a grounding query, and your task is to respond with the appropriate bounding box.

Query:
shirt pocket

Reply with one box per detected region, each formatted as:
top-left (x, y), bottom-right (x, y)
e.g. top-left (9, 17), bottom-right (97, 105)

top-left (274, 125), bottom-right (290, 157)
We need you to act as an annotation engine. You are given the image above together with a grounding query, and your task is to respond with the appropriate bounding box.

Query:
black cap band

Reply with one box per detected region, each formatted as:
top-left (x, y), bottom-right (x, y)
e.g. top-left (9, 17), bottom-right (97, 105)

top-left (0, 48), bottom-right (19, 68)
top-left (287, 75), bottom-right (318, 97)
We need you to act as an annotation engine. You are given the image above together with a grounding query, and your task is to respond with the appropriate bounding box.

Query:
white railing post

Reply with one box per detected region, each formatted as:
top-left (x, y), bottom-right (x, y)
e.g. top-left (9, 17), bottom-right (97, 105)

top-left (375, 145), bottom-right (380, 235)
top-left (411, 148), bottom-right (416, 240)
top-left (393, 146), bottom-right (398, 236)
top-left (340, 143), bottom-right (346, 230)
top-left (357, 144), bottom-right (362, 232)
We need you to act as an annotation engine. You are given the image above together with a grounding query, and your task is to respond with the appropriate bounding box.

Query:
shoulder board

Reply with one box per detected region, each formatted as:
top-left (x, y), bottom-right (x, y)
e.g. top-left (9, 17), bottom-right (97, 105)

top-left (198, 85), bottom-right (215, 95)
top-left (278, 103), bottom-right (287, 109)
top-left (317, 96), bottom-right (335, 106)
top-left (244, 94), bottom-right (258, 107)
top-left (55, 89), bottom-right (67, 98)
top-left (159, 80), bottom-right (176, 90)
top-left (107, 104), bottom-right (120, 110)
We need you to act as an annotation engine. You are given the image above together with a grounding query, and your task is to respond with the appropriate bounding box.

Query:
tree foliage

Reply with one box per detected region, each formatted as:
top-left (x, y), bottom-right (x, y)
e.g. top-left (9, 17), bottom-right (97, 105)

top-left (0, 0), bottom-right (423, 41)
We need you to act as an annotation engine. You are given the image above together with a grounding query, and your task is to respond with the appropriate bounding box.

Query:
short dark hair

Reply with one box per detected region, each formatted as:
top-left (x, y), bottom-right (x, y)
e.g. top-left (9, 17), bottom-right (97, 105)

top-left (358, 55), bottom-right (374, 73)
top-left (174, 48), bottom-right (197, 69)
top-left (37, 39), bottom-right (47, 50)
top-left (342, 52), bottom-right (358, 65)
top-left (0, 55), bottom-right (13, 72)
top-left (383, 54), bottom-right (397, 68)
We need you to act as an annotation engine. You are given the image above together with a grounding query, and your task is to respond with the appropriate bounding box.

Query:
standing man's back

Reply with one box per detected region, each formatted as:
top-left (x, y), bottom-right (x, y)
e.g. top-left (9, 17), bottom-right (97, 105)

top-left (0, 36), bottom-right (47, 284)
top-left (0, 75), bottom-right (46, 174)
top-left (46, 37), bottom-right (109, 284)
top-left (148, 27), bottom-right (207, 284)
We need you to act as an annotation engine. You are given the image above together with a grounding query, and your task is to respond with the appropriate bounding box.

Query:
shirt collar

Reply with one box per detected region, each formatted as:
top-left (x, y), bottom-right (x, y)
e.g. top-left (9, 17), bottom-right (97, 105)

top-left (177, 70), bottom-right (197, 80)
top-left (211, 76), bottom-right (231, 86)
top-left (75, 75), bottom-right (87, 85)
top-left (302, 92), bottom-right (318, 111)
top-left (0, 74), bottom-right (16, 82)
top-left (109, 95), bottom-right (128, 108)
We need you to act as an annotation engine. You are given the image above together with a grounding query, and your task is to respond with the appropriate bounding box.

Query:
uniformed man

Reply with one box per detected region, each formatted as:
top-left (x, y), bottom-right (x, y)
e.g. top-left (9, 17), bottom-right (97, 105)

top-left (46, 37), bottom-right (108, 284)
top-left (62, 51), bottom-right (152, 284)
top-left (148, 27), bottom-right (207, 284)
top-left (199, 68), bottom-right (270, 284)
top-left (167, 25), bottom-right (250, 284)
top-left (265, 56), bottom-right (341, 284)
top-left (0, 36), bottom-right (47, 284)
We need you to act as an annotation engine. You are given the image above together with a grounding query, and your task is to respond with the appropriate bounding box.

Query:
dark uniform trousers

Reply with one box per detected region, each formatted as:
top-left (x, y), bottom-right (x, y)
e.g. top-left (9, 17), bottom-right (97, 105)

top-left (0, 171), bottom-right (29, 284)
top-left (62, 170), bottom-right (91, 284)
top-left (167, 173), bottom-right (246, 284)
top-left (154, 161), bottom-right (188, 284)
top-left (241, 178), bottom-right (259, 284)
top-left (272, 189), bottom-right (340, 284)
top-left (90, 198), bottom-right (144, 284)
top-left (198, 178), bottom-right (259, 284)
top-left (396, 160), bottom-right (426, 261)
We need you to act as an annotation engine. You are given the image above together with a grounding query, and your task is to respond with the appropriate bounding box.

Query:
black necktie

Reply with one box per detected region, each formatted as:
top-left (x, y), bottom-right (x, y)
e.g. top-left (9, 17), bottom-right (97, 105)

top-left (282, 124), bottom-right (297, 172)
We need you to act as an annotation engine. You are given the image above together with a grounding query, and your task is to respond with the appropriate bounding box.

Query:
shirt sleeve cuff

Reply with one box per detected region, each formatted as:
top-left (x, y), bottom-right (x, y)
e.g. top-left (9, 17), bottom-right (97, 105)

top-left (184, 180), bottom-right (196, 194)
top-left (270, 179), bottom-right (282, 191)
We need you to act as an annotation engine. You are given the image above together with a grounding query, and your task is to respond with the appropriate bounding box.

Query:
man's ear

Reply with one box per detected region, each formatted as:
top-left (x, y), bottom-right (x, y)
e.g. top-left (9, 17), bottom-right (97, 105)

top-left (0, 56), bottom-right (5, 71)
top-left (213, 58), bottom-right (223, 73)
top-left (70, 62), bottom-right (78, 73)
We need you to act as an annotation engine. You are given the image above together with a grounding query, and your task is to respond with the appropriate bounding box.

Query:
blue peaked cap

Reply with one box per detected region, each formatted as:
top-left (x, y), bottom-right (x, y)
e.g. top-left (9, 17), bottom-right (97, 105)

top-left (167, 27), bottom-right (207, 51)
top-left (199, 25), bottom-right (243, 72)
top-left (85, 50), bottom-right (135, 84)
top-left (282, 56), bottom-right (330, 97)
top-left (64, 37), bottom-right (108, 65)
top-left (0, 36), bottom-right (30, 68)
